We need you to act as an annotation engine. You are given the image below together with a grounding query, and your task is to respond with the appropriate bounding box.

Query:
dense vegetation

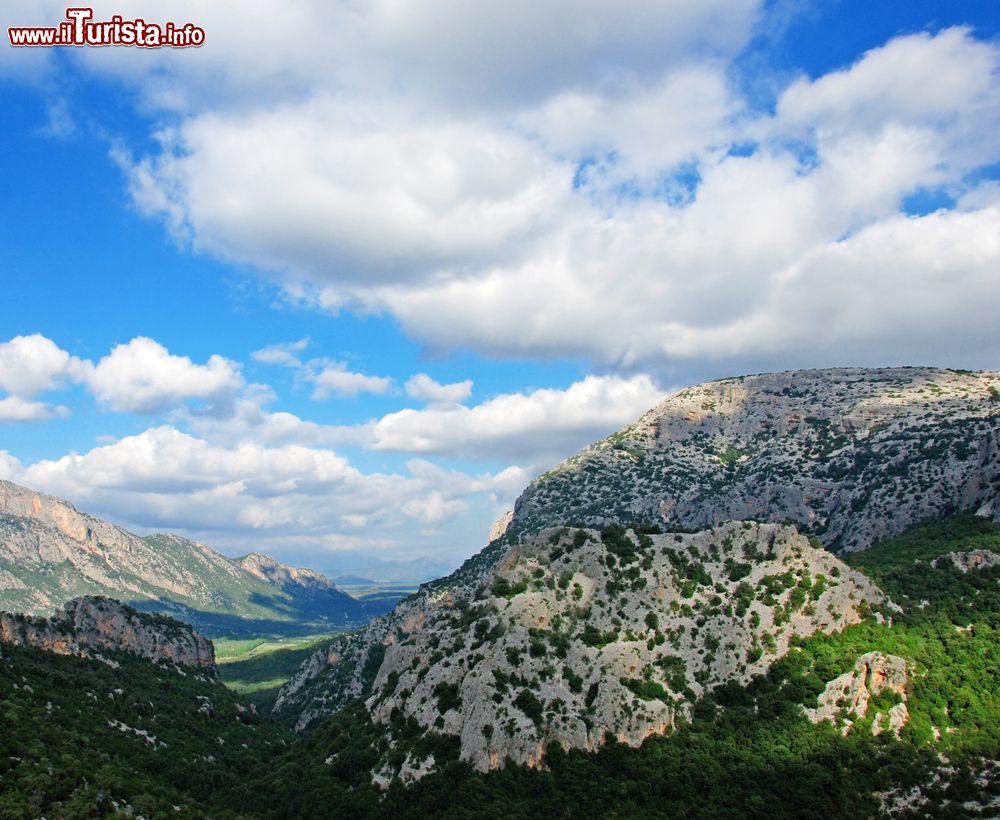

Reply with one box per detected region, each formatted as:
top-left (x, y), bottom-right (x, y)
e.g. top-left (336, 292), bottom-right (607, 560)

top-left (2, 513), bottom-right (998, 817)
top-left (0, 646), bottom-right (291, 817)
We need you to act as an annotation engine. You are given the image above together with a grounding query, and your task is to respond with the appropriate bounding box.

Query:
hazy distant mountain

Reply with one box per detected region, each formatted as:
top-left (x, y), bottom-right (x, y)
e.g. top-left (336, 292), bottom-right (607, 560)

top-left (0, 480), bottom-right (381, 635)
top-left (320, 555), bottom-right (456, 586)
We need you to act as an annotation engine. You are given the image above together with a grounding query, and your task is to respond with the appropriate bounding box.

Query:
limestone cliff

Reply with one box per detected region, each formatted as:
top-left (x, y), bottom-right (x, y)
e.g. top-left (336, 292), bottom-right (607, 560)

top-left (806, 652), bottom-right (910, 737)
top-left (0, 596), bottom-right (216, 670)
top-left (239, 552), bottom-right (339, 591)
top-left (511, 367), bottom-right (1000, 552)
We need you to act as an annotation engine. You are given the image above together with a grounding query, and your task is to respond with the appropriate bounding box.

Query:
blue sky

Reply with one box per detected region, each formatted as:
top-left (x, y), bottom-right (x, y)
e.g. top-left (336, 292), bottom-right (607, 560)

top-left (1, 0), bottom-right (998, 575)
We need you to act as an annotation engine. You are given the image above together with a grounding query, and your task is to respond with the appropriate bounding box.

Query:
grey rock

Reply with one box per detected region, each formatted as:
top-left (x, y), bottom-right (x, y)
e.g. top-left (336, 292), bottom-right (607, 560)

top-left (0, 596), bottom-right (216, 670)
top-left (511, 367), bottom-right (1000, 552)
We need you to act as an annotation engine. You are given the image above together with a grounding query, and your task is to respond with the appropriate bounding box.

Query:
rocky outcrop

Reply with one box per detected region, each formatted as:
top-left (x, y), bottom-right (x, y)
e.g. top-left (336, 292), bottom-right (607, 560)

top-left (932, 550), bottom-right (1000, 573)
top-left (279, 522), bottom-right (890, 774)
top-left (511, 368), bottom-right (1000, 552)
top-left (0, 596), bottom-right (216, 670)
top-left (805, 651), bottom-right (909, 736)
top-left (488, 510), bottom-right (514, 543)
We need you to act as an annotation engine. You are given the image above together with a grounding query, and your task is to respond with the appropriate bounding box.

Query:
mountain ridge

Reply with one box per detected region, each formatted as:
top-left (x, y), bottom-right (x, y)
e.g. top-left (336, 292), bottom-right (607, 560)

top-left (510, 366), bottom-right (1000, 549)
top-left (0, 595), bottom-right (216, 670)
top-left (0, 479), bottom-right (376, 635)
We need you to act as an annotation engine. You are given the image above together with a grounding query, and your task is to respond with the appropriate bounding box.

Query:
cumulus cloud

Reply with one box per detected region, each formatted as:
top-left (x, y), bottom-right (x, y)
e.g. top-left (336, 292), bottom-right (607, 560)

top-left (404, 373), bottom-right (473, 404)
top-left (87, 337), bottom-right (243, 414)
top-left (362, 374), bottom-right (664, 463)
top-left (16, 0), bottom-right (759, 111)
top-left (0, 334), bottom-right (89, 397)
top-left (0, 396), bottom-right (69, 422)
top-left (125, 102), bottom-right (571, 287)
top-left (307, 361), bottom-right (393, 399)
top-left (0, 334), bottom-right (90, 421)
top-left (106, 25), bottom-right (999, 374)
top-left (180, 371), bottom-right (666, 470)
top-left (0, 450), bottom-right (22, 479)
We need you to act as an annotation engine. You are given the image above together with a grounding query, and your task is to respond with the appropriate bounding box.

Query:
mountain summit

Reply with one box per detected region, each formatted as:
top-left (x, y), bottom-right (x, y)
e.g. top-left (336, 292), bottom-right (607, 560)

top-left (510, 367), bottom-right (1000, 549)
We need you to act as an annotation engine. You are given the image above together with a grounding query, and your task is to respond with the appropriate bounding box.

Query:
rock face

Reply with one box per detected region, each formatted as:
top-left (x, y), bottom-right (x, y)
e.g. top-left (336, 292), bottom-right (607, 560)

top-left (511, 368), bottom-right (1000, 552)
top-left (806, 652), bottom-right (910, 737)
top-left (0, 480), bottom-right (368, 629)
top-left (0, 596), bottom-right (216, 669)
top-left (488, 510), bottom-right (514, 543)
top-left (278, 522), bottom-right (888, 771)
top-left (932, 550), bottom-right (1000, 573)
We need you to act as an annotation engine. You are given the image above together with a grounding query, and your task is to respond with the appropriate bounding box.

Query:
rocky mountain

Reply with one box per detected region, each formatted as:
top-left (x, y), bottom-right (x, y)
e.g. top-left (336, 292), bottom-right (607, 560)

top-left (510, 367), bottom-right (1000, 551)
top-left (0, 595), bottom-right (215, 669)
top-left (0, 480), bottom-right (374, 635)
top-left (275, 367), bottom-right (1000, 780)
top-left (275, 521), bottom-right (887, 760)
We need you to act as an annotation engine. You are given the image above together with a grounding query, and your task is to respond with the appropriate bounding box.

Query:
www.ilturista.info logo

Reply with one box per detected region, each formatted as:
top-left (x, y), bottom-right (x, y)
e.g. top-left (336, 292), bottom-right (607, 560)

top-left (8, 7), bottom-right (205, 48)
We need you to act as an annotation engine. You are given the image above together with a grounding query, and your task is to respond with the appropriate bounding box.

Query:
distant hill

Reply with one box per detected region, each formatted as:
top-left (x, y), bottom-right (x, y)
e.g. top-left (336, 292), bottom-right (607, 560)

top-left (323, 554), bottom-right (455, 586)
top-left (0, 480), bottom-right (386, 636)
top-left (333, 574), bottom-right (377, 586)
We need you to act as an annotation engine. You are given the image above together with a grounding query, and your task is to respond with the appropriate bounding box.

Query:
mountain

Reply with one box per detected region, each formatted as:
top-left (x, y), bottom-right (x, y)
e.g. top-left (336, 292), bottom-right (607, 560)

top-left (0, 612), bottom-right (290, 817)
top-left (509, 366), bottom-right (1000, 550)
top-left (322, 555), bottom-right (456, 586)
top-left (273, 366), bottom-right (1000, 781)
top-left (0, 480), bottom-right (377, 635)
top-left (3, 515), bottom-right (997, 818)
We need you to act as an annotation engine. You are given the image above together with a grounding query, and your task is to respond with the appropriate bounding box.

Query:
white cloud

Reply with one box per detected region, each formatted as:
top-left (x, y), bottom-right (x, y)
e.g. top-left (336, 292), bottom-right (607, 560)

top-left (404, 373), bottom-right (473, 404)
top-left (0, 334), bottom-right (89, 422)
top-left (251, 339), bottom-right (310, 368)
top-left (108, 25), bottom-right (1000, 374)
top-left (87, 337), bottom-right (243, 414)
top-left (125, 101), bottom-right (572, 288)
top-left (0, 396), bottom-right (69, 422)
top-left (16, 0), bottom-right (759, 112)
top-left (0, 334), bottom-right (89, 397)
top-left (0, 450), bottom-right (23, 479)
top-left (522, 63), bottom-right (737, 186)
top-left (363, 374), bottom-right (665, 463)
top-left (307, 361), bottom-right (393, 399)
top-left (183, 371), bottom-right (666, 469)
top-left (777, 28), bottom-right (998, 145)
